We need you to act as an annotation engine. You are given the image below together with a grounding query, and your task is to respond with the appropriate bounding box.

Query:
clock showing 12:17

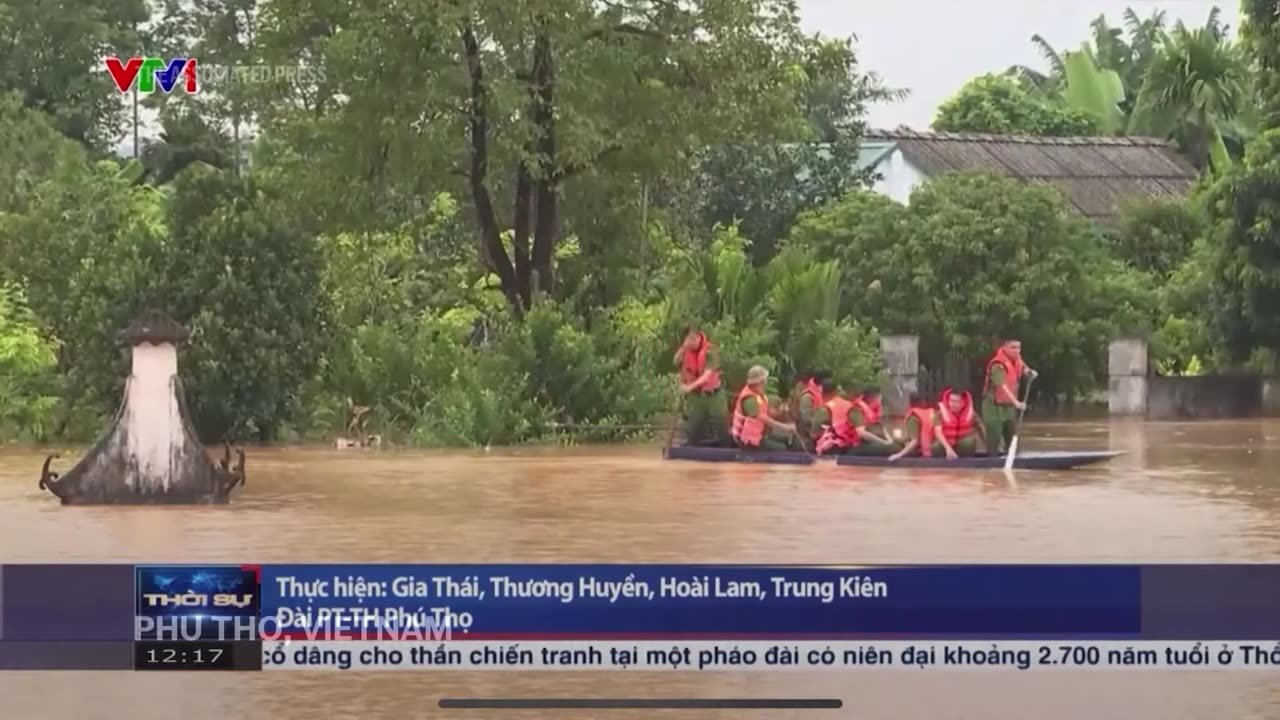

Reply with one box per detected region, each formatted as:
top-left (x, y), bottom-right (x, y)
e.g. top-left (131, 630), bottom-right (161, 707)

top-left (134, 641), bottom-right (238, 670)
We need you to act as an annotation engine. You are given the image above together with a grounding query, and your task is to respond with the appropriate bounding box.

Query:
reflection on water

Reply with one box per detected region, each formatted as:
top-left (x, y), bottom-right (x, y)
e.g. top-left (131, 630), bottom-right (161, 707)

top-left (2, 420), bottom-right (1279, 719)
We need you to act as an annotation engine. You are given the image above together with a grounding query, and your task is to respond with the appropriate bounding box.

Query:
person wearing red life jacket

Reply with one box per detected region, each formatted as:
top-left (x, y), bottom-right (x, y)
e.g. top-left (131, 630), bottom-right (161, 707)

top-left (793, 368), bottom-right (831, 442)
top-left (889, 393), bottom-right (937, 461)
top-left (933, 387), bottom-right (984, 459)
top-left (813, 380), bottom-right (852, 454)
top-left (844, 386), bottom-right (900, 456)
top-left (673, 326), bottom-right (729, 446)
top-left (814, 384), bottom-right (898, 456)
top-left (731, 365), bottom-right (796, 451)
top-left (982, 339), bottom-right (1038, 455)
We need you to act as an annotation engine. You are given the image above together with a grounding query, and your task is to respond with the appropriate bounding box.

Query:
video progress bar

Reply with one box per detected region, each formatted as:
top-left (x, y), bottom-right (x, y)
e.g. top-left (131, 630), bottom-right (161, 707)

top-left (439, 698), bottom-right (843, 710)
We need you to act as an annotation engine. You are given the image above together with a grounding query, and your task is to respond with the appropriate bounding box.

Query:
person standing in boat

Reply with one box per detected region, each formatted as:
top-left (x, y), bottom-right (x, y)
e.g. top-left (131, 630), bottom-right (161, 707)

top-left (935, 387), bottom-right (984, 459)
top-left (674, 326), bottom-right (728, 446)
top-left (888, 393), bottom-right (937, 461)
top-left (983, 339), bottom-right (1038, 455)
top-left (731, 365), bottom-right (796, 451)
top-left (793, 368), bottom-right (831, 443)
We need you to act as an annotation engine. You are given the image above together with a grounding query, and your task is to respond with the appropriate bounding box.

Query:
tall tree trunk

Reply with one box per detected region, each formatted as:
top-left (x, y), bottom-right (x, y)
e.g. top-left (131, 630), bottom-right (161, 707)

top-left (529, 29), bottom-right (558, 300)
top-left (460, 21), bottom-right (524, 316)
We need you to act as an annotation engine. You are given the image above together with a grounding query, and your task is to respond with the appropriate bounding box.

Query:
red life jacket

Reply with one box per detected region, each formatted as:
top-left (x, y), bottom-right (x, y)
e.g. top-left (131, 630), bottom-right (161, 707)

top-left (815, 397), bottom-right (855, 454)
top-left (731, 385), bottom-right (768, 447)
top-left (680, 332), bottom-right (722, 392)
top-left (853, 397), bottom-right (882, 427)
top-left (937, 388), bottom-right (977, 446)
top-left (984, 343), bottom-right (1025, 406)
top-left (797, 378), bottom-right (823, 413)
top-left (905, 406), bottom-right (936, 457)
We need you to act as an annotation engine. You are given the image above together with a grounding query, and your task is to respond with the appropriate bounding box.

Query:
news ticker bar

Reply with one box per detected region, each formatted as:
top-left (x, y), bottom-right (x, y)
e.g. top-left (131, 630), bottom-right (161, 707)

top-left (8, 563), bottom-right (1280, 642)
top-left (1, 641), bottom-right (1278, 671)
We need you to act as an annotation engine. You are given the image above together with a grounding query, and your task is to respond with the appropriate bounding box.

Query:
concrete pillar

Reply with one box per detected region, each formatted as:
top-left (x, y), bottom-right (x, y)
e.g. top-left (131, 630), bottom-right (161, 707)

top-left (880, 334), bottom-right (918, 418)
top-left (1263, 378), bottom-right (1280, 417)
top-left (1108, 338), bottom-right (1148, 415)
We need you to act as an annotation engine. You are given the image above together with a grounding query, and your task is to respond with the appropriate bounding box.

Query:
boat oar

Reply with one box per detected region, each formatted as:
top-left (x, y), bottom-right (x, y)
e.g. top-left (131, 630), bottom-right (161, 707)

top-left (1002, 374), bottom-right (1037, 472)
top-left (665, 394), bottom-right (685, 449)
top-left (791, 427), bottom-right (818, 461)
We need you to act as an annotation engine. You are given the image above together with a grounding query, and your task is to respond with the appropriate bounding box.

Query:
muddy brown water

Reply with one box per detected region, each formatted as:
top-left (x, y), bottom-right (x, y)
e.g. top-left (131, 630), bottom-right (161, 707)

top-left (1, 419), bottom-right (1278, 719)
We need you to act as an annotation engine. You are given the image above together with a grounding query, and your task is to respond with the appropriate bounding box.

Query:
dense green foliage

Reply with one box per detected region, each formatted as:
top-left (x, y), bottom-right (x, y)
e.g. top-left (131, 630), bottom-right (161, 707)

top-left (959, 7), bottom-right (1251, 170)
top-left (2, 0), bottom-right (1280, 445)
top-left (787, 176), bottom-right (1156, 399)
top-left (933, 75), bottom-right (1101, 135)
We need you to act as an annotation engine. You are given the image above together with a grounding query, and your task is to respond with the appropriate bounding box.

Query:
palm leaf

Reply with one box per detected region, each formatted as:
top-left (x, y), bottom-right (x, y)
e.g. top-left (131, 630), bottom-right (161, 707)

top-left (1062, 48), bottom-right (1126, 134)
top-left (1031, 34), bottom-right (1066, 79)
top-left (1207, 120), bottom-right (1232, 174)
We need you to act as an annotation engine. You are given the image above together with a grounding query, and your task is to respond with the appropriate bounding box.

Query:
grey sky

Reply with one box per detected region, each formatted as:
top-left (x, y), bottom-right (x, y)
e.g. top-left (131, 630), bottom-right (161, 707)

top-left (797, 0), bottom-right (1239, 130)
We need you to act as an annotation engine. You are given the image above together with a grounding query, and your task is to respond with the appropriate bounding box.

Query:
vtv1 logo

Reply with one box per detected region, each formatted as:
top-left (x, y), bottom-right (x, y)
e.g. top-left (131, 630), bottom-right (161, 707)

top-left (105, 57), bottom-right (198, 94)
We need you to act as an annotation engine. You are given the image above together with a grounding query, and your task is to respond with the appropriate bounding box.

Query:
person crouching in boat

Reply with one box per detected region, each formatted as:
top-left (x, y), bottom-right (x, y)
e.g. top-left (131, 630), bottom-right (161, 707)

top-left (674, 326), bottom-right (729, 447)
top-left (814, 380), bottom-right (855, 455)
top-left (731, 365), bottom-right (797, 452)
top-left (816, 384), bottom-right (900, 456)
top-left (982, 339), bottom-right (1038, 455)
top-left (844, 386), bottom-right (901, 456)
top-left (934, 387), bottom-right (984, 459)
top-left (889, 393), bottom-right (936, 462)
top-left (793, 368), bottom-right (831, 444)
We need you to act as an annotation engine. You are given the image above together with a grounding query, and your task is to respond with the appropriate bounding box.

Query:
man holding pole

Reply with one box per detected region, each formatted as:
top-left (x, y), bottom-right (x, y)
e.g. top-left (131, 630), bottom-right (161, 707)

top-left (674, 326), bottom-right (728, 446)
top-left (982, 339), bottom-right (1037, 455)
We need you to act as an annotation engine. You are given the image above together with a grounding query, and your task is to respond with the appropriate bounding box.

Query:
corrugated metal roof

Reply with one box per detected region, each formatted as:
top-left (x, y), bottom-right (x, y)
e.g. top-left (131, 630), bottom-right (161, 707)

top-left (862, 129), bottom-right (1199, 223)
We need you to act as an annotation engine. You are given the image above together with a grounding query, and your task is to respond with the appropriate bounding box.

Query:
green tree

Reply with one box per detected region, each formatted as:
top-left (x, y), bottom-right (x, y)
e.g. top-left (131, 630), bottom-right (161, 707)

top-left (0, 0), bottom-right (149, 150)
top-left (933, 74), bottom-right (1100, 135)
top-left (0, 156), bottom-right (165, 433)
top-left (1242, 0), bottom-right (1280, 128)
top-left (788, 175), bottom-right (1156, 399)
top-left (1009, 9), bottom-right (1167, 118)
top-left (245, 0), bottom-right (862, 317)
top-left (141, 106), bottom-right (236, 183)
top-left (0, 93), bottom-right (88, 214)
top-left (1128, 9), bottom-right (1249, 171)
top-left (1201, 129), bottom-right (1280, 361)
top-left (0, 283), bottom-right (61, 439)
top-left (159, 164), bottom-right (330, 440)
top-left (1109, 198), bottom-right (1204, 276)
top-left (678, 36), bottom-right (900, 263)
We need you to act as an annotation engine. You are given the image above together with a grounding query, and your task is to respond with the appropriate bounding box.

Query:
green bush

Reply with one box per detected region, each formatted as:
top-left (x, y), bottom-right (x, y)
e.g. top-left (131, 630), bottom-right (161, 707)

top-left (0, 284), bottom-right (60, 440)
top-left (788, 174), bottom-right (1158, 400)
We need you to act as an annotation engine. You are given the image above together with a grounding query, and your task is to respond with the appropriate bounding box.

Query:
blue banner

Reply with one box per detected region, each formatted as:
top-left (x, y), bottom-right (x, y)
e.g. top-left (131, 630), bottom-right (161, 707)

top-left (257, 564), bottom-right (1141, 637)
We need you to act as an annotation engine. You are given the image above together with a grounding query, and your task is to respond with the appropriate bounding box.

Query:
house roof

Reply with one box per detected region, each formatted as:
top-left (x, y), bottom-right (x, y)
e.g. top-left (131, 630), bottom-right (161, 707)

top-left (857, 140), bottom-right (897, 172)
top-left (863, 129), bottom-right (1199, 224)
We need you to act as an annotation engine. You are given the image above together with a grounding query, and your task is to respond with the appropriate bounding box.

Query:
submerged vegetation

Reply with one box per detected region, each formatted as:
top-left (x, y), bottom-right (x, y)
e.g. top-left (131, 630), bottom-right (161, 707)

top-left (0, 1), bottom-right (1279, 446)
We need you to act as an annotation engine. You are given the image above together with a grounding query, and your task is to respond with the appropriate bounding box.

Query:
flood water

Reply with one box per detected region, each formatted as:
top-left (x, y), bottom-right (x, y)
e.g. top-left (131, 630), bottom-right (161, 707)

top-left (1, 419), bottom-right (1278, 719)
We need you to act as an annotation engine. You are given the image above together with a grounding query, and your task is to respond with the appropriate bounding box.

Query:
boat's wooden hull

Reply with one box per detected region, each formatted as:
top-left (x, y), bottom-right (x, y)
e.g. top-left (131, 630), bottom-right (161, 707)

top-left (836, 450), bottom-right (1123, 470)
top-left (663, 446), bottom-right (1123, 470)
top-left (663, 446), bottom-right (816, 465)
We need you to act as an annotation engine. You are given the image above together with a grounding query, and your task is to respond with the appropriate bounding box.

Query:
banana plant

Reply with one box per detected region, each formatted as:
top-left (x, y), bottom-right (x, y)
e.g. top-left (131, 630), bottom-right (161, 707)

top-left (1061, 48), bottom-right (1127, 134)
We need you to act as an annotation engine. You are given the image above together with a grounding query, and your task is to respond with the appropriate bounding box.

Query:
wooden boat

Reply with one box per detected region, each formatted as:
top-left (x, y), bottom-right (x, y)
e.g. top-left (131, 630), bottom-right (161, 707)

top-left (662, 446), bottom-right (1123, 471)
top-left (836, 450), bottom-right (1123, 471)
top-left (663, 446), bottom-right (817, 465)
